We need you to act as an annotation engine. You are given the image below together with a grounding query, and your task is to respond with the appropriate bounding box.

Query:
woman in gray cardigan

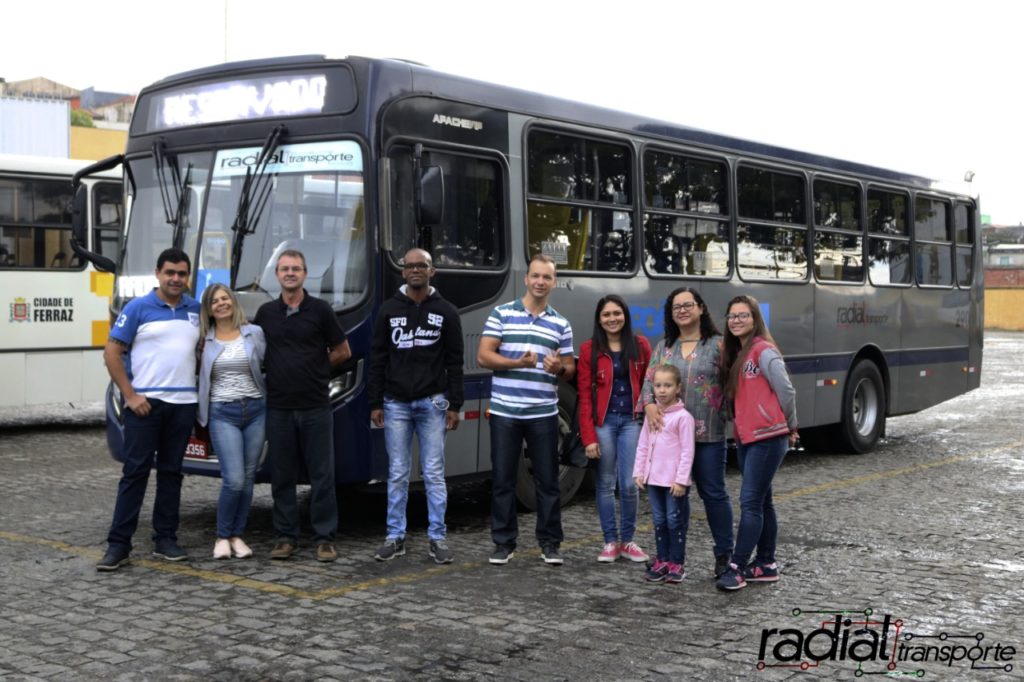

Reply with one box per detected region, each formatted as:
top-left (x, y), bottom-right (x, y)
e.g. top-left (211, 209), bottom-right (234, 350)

top-left (639, 286), bottom-right (733, 578)
top-left (198, 284), bottom-right (266, 560)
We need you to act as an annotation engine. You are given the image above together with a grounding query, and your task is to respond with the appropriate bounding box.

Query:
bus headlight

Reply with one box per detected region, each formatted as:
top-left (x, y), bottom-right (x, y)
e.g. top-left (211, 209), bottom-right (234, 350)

top-left (328, 359), bottom-right (362, 404)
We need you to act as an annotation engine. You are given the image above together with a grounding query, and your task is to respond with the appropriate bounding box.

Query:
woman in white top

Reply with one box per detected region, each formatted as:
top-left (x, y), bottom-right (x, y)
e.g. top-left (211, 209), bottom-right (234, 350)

top-left (198, 284), bottom-right (267, 559)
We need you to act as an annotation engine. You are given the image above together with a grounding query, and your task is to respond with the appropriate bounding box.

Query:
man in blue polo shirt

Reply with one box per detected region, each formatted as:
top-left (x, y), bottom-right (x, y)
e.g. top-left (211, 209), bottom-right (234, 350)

top-left (477, 254), bottom-right (575, 566)
top-left (97, 248), bottom-right (201, 571)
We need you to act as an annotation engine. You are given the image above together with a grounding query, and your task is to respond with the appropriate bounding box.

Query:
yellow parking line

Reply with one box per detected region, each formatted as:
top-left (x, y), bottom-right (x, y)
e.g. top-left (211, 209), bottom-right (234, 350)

top-left (0, 530), bottom-right (318, 600)
top-left (773, 440), bottom-right (1023, 504)
top-left (2, 440), bottom-right (1020, 600)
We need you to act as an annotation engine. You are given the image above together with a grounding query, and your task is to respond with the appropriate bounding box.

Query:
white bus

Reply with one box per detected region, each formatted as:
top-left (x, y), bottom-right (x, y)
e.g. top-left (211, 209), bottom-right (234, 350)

top-left (0, 154), bottom-right (122, 417)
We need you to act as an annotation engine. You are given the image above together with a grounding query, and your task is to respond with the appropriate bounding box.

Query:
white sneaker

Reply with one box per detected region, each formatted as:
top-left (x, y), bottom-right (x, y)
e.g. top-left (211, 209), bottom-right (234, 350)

top-left (213, 538), bottom-right (231, 560)
top-left (229, 537), bottom-right (253, 559)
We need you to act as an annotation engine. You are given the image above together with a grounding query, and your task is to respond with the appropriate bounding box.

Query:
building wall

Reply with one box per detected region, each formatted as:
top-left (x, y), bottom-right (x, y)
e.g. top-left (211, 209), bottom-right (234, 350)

top-left (985, 289), bottom-right (1024, 331)
top-left (0, 97), bottom-right (69, 156)
top-left (69, 126), bottom-right (127, 160)
top-left (985, 269), bottom-right (1024, 288)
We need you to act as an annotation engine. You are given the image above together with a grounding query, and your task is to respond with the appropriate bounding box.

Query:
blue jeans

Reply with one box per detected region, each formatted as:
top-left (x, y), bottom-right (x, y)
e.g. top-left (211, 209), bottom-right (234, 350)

top-left (594, 411), bottom-right (641, 544)
top-left (107, 399), bottom-right (197, 552)
top-left (209, 397), bottom-right (266, 539)
top-left (489, 413), bottom-right (562, 549)
top-left (384, 395), bottom-right (448, 541)
top-left (688, 440), bottom-right (734, 557)
top-left (647, 485), bottom-right (688, 564)
top-left (267, 406), bottom-right (337, 544)
top-left (733, 435), bottom-right (789, 568)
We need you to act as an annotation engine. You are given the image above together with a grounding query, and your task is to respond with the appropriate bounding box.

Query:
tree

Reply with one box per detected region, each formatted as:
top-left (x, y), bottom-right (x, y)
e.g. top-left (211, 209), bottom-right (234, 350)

top-left (70, 109), bottom-right (95, 128)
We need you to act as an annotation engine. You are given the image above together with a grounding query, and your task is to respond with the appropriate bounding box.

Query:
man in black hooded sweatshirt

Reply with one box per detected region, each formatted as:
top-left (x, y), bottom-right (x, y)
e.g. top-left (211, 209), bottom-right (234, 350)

top-left (368, 248), bottom-right (464, 564)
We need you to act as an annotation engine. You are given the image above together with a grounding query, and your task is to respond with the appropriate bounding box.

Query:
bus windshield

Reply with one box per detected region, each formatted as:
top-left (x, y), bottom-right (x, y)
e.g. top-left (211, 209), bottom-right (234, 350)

top-left (117, 140), bottom-right (367, 309)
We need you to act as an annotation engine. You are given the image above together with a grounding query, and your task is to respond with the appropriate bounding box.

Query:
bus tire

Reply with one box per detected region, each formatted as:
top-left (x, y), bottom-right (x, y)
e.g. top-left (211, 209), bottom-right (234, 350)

top-left (514, 405), bottom-right (587, 511)
top-left (838, 359), bottom-right (886, 454)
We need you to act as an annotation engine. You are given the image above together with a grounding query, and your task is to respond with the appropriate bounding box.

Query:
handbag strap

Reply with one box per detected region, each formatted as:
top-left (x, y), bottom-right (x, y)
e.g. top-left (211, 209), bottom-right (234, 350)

top-left (590, 340), bottom-right (598, 415)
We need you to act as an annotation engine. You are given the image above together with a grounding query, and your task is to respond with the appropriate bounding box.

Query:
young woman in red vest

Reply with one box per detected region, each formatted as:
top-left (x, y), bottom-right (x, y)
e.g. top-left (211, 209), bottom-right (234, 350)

top-left (716, 295), bottom-right (798, 591)
top-left (577, 294), bottom-right (652, 563)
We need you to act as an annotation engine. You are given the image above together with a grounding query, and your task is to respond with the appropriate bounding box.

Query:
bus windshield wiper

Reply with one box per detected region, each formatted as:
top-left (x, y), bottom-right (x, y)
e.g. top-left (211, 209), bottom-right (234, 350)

top-left (152, 138), bottom-right (193, 250)
top-left (230, 124), bottom-right (286, 288)
top-left (171, 165), bottom-right (193, 250)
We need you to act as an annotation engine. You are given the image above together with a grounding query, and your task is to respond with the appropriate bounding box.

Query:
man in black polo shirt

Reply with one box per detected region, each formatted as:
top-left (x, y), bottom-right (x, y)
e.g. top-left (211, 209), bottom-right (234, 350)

top-left (254, 249), bottom-right (351, 562)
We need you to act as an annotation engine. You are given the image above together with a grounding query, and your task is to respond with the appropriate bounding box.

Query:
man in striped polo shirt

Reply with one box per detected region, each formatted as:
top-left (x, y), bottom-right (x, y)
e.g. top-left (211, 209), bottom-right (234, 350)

top-left (478, 254), bottom-right (575, 566)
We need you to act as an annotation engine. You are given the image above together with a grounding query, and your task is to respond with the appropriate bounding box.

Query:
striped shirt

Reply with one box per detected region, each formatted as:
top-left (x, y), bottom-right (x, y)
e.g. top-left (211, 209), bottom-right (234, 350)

top-left (483, 299), bottom-right (573, 419)
top-left (210, 336), bottom-right (262, 402)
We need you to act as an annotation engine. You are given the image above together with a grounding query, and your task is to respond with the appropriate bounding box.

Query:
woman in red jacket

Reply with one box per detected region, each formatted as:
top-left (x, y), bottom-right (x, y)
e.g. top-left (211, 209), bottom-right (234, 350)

top-left (577, 294), bottom-right (652, 563)
top-left (716, 295), bottom-right (798, 591)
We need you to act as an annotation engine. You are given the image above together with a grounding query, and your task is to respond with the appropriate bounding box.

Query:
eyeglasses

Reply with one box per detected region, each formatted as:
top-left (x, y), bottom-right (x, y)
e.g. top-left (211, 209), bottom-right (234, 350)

top-left (671, 302), bottom-right (698, 312)
top-left (402, 262), bottom-right (430, 270)
top-left (726, 312), bottom-right (752, 321)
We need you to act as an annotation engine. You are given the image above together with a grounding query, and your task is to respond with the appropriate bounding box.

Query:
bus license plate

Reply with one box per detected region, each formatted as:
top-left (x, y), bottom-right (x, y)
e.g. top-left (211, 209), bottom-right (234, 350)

top-left (185, 436), bottom-right (211, 460)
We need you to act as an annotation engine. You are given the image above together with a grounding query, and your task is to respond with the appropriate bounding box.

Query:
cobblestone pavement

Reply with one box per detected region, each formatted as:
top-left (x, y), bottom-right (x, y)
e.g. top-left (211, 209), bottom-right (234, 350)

top-left (1, 332), bottom-right (1022, 681)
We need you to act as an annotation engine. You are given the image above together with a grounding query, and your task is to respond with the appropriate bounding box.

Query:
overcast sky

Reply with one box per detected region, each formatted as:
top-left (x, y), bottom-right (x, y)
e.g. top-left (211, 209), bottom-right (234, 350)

top-left (4, 0), bottom-right (1019, 224)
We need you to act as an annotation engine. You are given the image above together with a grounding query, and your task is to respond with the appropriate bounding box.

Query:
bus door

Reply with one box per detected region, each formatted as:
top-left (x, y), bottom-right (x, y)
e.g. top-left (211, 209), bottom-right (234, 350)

top-left (383, 140), bottom-right (509, 477)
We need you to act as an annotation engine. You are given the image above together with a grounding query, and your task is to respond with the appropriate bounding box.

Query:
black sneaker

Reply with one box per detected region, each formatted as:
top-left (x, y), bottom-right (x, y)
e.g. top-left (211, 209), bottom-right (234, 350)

top-left (742, 561), bottom-right (780, 582)
top-left (374, 537), bottom-right (405, 561)
top-left (489, 545), bottom-right (514, 565)
top-left (716, 564), bottom-right (748, 591)
top-left (540, 545), bottom-right (563, 566)
top-left (152, 540), bottom-right (188, 562)
top-left (714, 553), bottom-right (732, 579)
top-left (429, 539), bottom-right (453, 564)
top-left (96, 547), bottom-right (130, 572)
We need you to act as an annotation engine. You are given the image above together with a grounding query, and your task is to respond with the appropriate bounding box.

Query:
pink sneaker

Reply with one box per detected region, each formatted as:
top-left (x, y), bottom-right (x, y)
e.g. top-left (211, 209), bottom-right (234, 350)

top-left (665, 562), bottom-right (686, 583)
top-left (619, 541), bottom-right (649, 563)
top-left (597, 542), bottom-right (620, 562)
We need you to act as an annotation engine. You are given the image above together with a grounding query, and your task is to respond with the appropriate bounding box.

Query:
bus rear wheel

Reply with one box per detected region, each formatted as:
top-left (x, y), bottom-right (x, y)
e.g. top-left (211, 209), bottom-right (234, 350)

top-left (514, 406), bottom-right (587, 511)
top-left (838, 360), bottom-right (886, 454)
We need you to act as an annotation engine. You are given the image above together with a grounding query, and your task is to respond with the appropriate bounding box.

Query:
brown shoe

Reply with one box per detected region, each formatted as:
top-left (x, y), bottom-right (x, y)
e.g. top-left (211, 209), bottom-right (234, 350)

top-left (270, 541), bottom-right (296, 560)
top-left (316, 543), bottom-right (337, 563)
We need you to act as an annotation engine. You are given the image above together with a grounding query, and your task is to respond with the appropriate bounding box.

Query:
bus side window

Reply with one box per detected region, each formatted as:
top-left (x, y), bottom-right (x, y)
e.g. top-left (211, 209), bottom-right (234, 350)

top-left (0, 177), bottom-right (76, 269)
top-left (526, 130), bottom-right (633, 273)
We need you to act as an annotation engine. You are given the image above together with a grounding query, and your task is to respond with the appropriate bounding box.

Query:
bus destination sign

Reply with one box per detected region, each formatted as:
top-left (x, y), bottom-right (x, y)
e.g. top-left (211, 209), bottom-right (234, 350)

top-left (149, 73), bottom-right (329, 131)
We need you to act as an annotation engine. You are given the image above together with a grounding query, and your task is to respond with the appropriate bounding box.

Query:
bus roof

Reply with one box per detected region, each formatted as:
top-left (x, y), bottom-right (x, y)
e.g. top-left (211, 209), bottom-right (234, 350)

top-left (0, 153), bottom-right (121, 179)
top-left (140, 54), bottom-right (950, 193)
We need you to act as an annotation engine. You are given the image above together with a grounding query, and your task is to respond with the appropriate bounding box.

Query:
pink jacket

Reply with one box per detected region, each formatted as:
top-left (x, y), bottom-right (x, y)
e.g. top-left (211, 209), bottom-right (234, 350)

top-left (632, 401), bottom-right (695, 487)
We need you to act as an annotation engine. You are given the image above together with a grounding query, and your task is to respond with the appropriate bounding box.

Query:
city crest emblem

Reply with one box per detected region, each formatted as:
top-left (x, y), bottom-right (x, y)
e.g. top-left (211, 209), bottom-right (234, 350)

top-left (9, 297), bottom-right (30, 323)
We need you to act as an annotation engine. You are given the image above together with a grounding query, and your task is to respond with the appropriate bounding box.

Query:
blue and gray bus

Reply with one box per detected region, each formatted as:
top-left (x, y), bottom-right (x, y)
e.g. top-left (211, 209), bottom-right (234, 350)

top-left (70, 54), bottom-right (983, 506)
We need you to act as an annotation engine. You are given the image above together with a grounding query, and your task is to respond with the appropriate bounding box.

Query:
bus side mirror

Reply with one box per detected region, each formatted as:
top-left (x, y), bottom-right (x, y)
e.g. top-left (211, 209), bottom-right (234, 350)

top-left (416, 165), bottom-right (444, 227)
top-left (70, 183), bottom-right (116, 273)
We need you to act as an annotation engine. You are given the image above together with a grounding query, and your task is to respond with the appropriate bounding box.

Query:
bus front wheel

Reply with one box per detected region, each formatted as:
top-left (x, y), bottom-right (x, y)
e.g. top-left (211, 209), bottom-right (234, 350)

top-left (838, 360), bottom-right (886, 454)
top-left (514, 406), bottom-right (587, 511)
top-left (515, 456), bottom-right (587, 511)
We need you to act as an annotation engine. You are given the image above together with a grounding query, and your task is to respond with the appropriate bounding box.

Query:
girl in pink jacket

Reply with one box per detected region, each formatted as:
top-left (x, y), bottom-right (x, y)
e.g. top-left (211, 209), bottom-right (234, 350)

top-left (633, 365), bottom-right (695, 583)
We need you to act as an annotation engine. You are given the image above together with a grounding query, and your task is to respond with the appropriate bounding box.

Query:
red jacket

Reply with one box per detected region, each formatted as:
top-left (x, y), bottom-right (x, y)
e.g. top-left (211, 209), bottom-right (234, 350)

top-left (577, 336), bottom-right (652, 447)
top-left (733, 336), bottom-right (791, 445)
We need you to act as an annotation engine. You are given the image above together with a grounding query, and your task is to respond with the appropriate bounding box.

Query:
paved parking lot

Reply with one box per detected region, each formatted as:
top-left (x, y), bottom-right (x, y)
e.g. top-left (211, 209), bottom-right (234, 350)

top-left (1, 332), bottom-right (1022, 681)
